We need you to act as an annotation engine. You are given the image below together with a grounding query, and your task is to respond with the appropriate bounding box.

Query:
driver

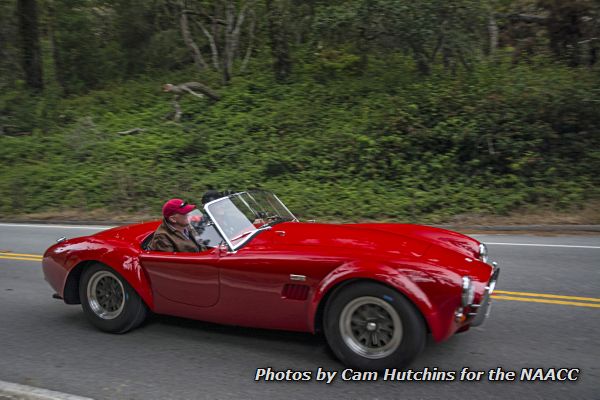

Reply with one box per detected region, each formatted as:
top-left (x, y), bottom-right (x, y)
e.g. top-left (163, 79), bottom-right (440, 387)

top-left (149, 198), bottom-right (207, 252)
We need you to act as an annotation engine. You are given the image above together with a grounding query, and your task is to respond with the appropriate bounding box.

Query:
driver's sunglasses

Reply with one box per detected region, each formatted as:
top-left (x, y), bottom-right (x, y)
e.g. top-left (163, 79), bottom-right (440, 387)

top-left (179, 201), bottom-right (187, 208)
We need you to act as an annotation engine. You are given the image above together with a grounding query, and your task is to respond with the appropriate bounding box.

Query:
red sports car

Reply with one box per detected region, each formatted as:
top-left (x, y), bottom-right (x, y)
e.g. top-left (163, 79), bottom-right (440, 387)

top-left (43, 190), bottom-right (499, 370)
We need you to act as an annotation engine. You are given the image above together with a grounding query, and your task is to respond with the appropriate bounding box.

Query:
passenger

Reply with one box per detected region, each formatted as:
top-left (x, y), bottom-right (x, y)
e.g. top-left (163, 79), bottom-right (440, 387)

top-left (201, 190), bottom-right (222, 206)
top-left (149, 198), bottom-right (207, 252)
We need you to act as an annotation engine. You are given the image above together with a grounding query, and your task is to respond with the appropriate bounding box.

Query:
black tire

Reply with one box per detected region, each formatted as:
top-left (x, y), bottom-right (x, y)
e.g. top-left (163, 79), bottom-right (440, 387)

top-left (323, 281), bottom-right (426, 370)
top-left (79, 263), bottom-right (147, 334)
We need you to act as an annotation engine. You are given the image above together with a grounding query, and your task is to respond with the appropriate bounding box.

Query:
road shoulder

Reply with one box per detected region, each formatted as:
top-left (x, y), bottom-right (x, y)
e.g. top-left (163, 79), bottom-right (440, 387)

top-left (0, 381), bottom-right (94, 400)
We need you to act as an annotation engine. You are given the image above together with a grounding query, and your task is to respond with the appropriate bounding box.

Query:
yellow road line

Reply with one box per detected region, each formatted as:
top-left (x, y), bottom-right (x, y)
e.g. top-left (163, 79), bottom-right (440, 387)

top-left (0, 252), bottom-right (44, 258)
top-left (0, 256), bottom-right (43, 260)
top-left (494, 290), bottom-right (600, 303)
top-left (0, 255), bottom-right (43, 262)
top-left (0, 253), bottom-right (43, 258)
top-left (492, 295), bottom-right (600, 308)
top-left (0, 253), bottom-right (42, 259)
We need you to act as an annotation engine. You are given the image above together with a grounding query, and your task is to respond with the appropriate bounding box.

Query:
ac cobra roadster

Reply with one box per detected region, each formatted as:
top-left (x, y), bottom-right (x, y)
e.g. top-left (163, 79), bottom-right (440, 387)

top-left (43, 190), bottom-right (499, 370)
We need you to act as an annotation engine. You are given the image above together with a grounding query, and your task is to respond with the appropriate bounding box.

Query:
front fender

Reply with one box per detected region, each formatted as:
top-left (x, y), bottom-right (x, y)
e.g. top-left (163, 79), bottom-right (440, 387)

top-left (308, 260), bottom-right (447, 340)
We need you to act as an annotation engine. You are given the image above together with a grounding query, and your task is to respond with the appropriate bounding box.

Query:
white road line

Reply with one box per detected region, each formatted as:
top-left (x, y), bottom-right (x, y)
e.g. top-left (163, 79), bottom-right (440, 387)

top-left (486, 242), bottom-right (600, 249)
top-left (0, 223), bottom-right (113, 230)
top-left (0, 380), bottom-right (94, 400)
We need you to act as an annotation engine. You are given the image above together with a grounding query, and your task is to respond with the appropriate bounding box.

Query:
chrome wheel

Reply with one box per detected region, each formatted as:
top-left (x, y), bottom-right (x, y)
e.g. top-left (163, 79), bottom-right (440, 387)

top-left (339, 296), bottom-right (403, 359)
top-left (86, 270), bottom-right (125, 320)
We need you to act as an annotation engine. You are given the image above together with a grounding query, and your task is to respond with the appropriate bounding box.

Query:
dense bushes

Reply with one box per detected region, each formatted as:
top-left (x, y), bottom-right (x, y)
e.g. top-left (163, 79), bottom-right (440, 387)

top-left (0, 55), bottom-right (598, 222)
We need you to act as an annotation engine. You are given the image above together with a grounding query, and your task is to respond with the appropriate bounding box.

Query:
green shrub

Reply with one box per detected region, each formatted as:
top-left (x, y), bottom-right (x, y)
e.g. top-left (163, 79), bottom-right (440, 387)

top-left (1, 54), bottom-right (598, 221)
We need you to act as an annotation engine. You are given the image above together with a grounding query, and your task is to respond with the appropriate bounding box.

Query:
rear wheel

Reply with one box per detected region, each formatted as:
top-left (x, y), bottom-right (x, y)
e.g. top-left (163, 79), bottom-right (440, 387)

top-left (79, 263), bottom-right (147, 333)
top-left (324, 281), bottom-right (426, 370)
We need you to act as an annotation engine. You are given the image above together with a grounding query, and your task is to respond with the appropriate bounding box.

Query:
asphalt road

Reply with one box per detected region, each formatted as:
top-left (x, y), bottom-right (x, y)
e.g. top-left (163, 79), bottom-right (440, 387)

top-left (0, 224), bottom-right (599, 400)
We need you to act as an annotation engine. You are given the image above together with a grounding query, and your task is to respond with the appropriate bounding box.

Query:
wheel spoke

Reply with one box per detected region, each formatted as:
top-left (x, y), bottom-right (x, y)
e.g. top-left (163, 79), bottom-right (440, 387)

top-left (371, 332), bottom-right (379, 347)
top-left (375, 311), bottom-right (388, 320)
top-left (339, 295), bottom-right (405, 359)
top-left (87, 270), bottom-right (126, 320)
top-left (357, 330), bottom-right (369, 344)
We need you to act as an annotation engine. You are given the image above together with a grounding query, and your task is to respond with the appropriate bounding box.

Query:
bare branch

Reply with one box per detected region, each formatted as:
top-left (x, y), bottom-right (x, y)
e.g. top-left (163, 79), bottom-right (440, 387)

top-left (173, 95), bottom-right (182, 122)
top-left (116, 128), bottom-right (144, 135)
top-left (182, 9), bottom-right (226, 26)
top-left (180, 11), bottom-right (208, 71)
top-left (487, 135), bottom-right (495, 155)
top-left (231, 1), bottom-right (250, 58)
top-left (163, 82), bottom-right (221, 101)
top-left (164, 81), bottom-right (223, 122)
top-left (488, 13), bottom-right (499, 55)
top-left (498, 13), bottom-right (548, 24)
top-left (181, 86), bottom-right (204, 99)
top-left (194, 19), bottom-right (220, 70)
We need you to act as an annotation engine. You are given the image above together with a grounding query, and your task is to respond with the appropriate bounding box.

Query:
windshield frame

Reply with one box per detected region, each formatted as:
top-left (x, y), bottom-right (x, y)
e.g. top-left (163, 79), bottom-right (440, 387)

top-left (203, 190), bottom-right (297, 251)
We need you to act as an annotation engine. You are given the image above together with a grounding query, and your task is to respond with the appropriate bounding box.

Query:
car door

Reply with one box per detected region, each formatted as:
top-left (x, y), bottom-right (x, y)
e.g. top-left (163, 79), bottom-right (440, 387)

top-left (214, 230), bottom-right (340, 332)
top-left (140, 248), bottom-right (220, 308)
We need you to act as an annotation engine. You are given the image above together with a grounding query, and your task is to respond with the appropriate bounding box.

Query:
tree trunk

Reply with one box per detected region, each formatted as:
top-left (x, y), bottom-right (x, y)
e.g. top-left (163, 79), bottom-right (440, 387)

top-left (488, 12), bottom-right (499, 56)
top-left (46, 0), bottom-right (66, 93)
top-left (241, 10), bottom-right (256, 72)
top-left (17, 0), bottom-right (43, 91)
top-left (222, 1), bottom-right (235, 83)
top-left (411, 44), bottom-right (430, 75)
top-left (266, 0), bottom-right (292, 82)
top-left (230, 1), bottom-right (248, 63)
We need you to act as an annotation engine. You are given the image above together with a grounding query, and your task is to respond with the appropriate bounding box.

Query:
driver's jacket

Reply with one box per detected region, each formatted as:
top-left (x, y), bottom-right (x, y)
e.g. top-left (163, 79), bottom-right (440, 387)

top-left (149, 219), bottom-right (207, 252)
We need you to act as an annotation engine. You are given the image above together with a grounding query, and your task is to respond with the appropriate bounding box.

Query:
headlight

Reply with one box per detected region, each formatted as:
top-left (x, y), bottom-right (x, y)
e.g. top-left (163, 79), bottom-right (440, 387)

top-left (479, 243), bottom-right (488, 264)
top-left (461, 276), bottom-right (475, 307)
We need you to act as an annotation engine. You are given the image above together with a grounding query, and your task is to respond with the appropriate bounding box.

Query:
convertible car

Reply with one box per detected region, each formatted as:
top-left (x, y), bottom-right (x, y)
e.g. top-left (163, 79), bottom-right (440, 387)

top-left (43, 190), bottom-right (499, 370)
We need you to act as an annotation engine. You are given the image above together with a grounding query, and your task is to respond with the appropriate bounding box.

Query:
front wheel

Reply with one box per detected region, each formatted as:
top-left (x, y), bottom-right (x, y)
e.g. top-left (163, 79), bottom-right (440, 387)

top-left (79, 263), bottom-right (147, 334)
top-left (324, 281), bottom-right (426, 370)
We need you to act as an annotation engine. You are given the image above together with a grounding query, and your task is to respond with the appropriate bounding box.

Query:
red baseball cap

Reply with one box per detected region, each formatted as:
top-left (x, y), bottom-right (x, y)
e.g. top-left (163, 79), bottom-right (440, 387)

top-left (162, 198), bottom-right (196, 218)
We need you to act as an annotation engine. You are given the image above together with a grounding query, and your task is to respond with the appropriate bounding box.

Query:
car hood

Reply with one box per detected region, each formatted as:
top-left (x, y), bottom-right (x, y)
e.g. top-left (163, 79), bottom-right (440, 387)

top-left (349, 223), bottom-right (481, 259)
top-left (270, 222), bottom-right (480, 260)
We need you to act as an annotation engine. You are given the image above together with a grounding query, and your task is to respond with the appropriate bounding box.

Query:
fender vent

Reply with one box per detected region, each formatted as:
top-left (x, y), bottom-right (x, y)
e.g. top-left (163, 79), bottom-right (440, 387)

top-left (282, 284), bottom-right (309, 300)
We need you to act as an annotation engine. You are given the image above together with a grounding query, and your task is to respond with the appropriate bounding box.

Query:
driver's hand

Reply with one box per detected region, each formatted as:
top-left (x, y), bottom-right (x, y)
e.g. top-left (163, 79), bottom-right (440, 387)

top-left (189, 215), bottom-right (202, 223)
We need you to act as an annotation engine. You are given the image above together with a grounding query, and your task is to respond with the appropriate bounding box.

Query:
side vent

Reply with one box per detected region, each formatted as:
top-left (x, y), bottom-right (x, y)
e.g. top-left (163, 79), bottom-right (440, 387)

top-left (282, 284), bottom-right (310, 300)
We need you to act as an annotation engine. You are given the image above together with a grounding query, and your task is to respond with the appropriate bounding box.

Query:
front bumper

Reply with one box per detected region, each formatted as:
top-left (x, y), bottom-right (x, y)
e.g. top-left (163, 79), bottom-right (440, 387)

top-left (468, 263), bottom-right (500, 327)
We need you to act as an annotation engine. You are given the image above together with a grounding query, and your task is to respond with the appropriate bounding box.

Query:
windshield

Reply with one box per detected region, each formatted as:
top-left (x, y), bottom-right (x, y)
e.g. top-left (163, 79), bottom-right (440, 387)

top-left (205, 190), bottom-right (296, 250)
top-left (186, 209), bottom-right (223, 249)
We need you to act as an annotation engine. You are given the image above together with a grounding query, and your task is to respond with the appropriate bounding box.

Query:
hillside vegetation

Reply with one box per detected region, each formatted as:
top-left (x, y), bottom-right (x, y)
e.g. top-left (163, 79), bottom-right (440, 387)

top-left (1, 1), bottom-right (599, 223)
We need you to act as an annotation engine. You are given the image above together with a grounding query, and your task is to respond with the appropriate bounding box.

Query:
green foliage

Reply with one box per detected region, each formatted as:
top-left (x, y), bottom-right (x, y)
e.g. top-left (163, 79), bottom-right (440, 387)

top-left (2, 0), bottom-right (599, 221)
top-left (1, 54), bottom-right (598, 221)
top-left (314, 0), bottom-right (489, 74)
top-left (51, 0), bottom-right (126, 93)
